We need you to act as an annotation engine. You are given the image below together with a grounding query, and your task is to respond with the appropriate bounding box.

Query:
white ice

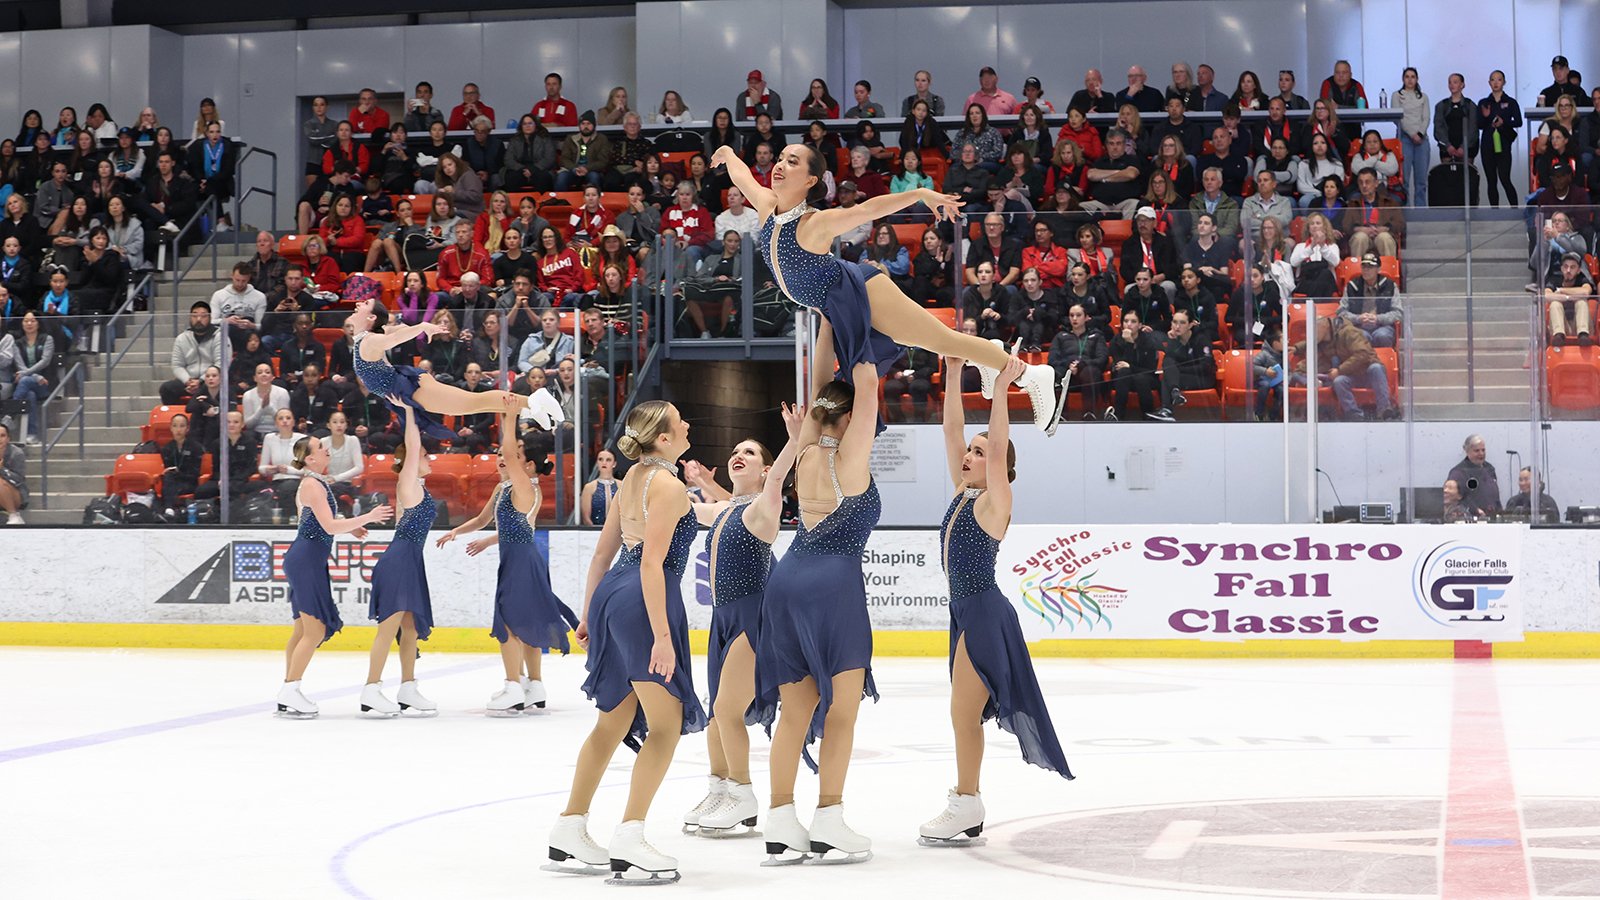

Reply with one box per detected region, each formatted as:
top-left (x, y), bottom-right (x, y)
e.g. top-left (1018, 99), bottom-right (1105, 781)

top-left (3, 648), bottom-right (1597, 899)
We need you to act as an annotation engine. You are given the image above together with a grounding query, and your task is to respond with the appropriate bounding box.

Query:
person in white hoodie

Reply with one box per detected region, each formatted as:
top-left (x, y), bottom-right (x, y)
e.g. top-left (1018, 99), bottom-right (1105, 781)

top-left (160, 301), bottom-right (222, 404)
top-left (1393, 67), bottom-right (1430, 207)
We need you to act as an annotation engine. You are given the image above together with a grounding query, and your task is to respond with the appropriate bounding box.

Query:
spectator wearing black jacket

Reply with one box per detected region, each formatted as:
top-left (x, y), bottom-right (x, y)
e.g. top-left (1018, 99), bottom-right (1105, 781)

top-left (1196, 127), bottom-right (1252, 199)
top-left (345, 380), bottom-right (393, 452)
top-left (158, 412), bottom-right (205, 510)
top-left (184, 365), bottom-right (225, 450)
top-left (1150, 97), bottom-right (1205, 162)
top-left (1060, 261), bottom-right (1116, 338)
top-left (1120, 208), bottom-right (1181, 301)
top-left (944, 144), bottom-right (990, 211)
top-left (0, 235), bottom-right (35, 302)
top-left (1107, 309), bottom-right (1162, 420)
top-left (962, 260), bottom-right (1019, 341)
top-left (1049, 302), bottom-right (1108, 417)
top-left (1012, 267), bottom-right (1060, 351)
top-left (882, 346), bottom-right (937, 422)
top-left (964, 212), bottom-right (1022, 286)
top-left (1174, 265), bottom-right (1221, 345)
top-left (453, 363), bottom-right (495, 454)
top-left (1123, 268), bottom-right (1173, 336)
top-left (1232, 263), bottom-right (1284, 348)
top-left (910, 228), bottom-right (956, 308)
top-left (195, 410), bottom-right (258, 501)
top-left (0, 199), bottom-right (43, 267)
top-left (139, 150), bottom-right (199, 235)
top-left (263, 267), bottom-right (320, 352)
top-left (275, 314), bottom-right (325, 390)
top-left (1156, 309), bottom-right (1216, 419)
top-left (290, 363), bottom-right (340, 433)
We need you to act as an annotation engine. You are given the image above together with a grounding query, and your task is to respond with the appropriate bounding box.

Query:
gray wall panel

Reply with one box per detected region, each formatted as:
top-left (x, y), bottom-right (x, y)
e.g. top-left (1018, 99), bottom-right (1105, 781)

top-left (107, 26), bottom-right (154, 131)
top-left (633, 2), bottom-right (685, 117)
top-left (401, 24), bottom-right (484, 112)
top-left (146, 26), bottom-right (185, 130)
top-left (181, 34), bottom-right (239, 142)
top-left (294, 27), bottom-right (403, 96)
top-left (1304, 0), bottom-right (1364, 101)
top-left (20, 27), bottom-right (112, 125)
top-left (0, 32), bottom-right (23, 138)
top-left (478, 20), bottom-right (544, 120)
top-left (235, 31), bottom-right (298, 231)
top-left (575, 16), bottom-right (637, 120)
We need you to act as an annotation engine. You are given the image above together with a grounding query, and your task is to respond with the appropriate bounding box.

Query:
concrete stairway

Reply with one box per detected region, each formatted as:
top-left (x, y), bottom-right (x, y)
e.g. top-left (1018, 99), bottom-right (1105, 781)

top-left (23, 243), bottom-right (240, 523)
top-left (1399, 210), bottom-right (1537, 421)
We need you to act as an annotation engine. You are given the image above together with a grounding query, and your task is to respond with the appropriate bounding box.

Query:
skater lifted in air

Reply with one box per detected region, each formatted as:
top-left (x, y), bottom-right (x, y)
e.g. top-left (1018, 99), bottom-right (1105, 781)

top-left (707, 143), bottom-right (1061, 431)
top-left (678, 404), bottom-right (806, 839)
top-left (920, 358), bottom-right (1074, 845)
top-left (547, 401), bottom-right (706, 884)
top-left (346, 298), bottom-right (558, 442)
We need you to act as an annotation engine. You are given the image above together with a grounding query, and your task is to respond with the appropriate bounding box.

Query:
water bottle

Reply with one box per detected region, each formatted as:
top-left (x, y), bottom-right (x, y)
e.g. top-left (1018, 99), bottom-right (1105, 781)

top-left (186, 502), bottom-right (197, 525)
top-left (1379, 89), bottom-right (1388, 108)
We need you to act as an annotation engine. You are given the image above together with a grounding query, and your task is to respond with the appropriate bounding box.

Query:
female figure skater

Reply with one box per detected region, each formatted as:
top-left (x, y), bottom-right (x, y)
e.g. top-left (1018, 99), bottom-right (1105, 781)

top-left (579, 447), bottom-right (620, 525)
top-left (546, 401), bottom-right (706, 884)
top-left (920, 358), bottom-right (1074, 844)
top-left (362, 405), bottom-right (437, 718)
top-left (680, 408), bottom-right (804, 838)
top-left (707, 143), bottom-right (1060, 430)
top-left (757, 353), bottom-right (882, 866)
top-left (347, 298), bottom-right (539, 443)
top-left (275, 436), bottom-right (393, 718)
top-left (437, 408), bottom-right (576, 714)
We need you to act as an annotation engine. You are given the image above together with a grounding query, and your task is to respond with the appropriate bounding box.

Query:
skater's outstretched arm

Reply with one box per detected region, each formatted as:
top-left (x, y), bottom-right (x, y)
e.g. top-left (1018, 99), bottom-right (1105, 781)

top-left (744, 401), bottom-right (804, 542)
top-left (708, 145), bottom-right (776, 216)
top-left (393, 403), bottom-right (424, 512)
top-left (298, 477), bottom-right (391, 536)
top-left (942, 356), bottom-right (967, 489)
top-left (979, 359), bottom-right (1022, 531)
top-left (684, 460), bottom-right (733, 503)
top-left (800, 189), bottom-right (961, 252)
top-left (437, 488), bottom-right (496, 547)
top-left (359, 321), bottom-right (447, 361)
top-left (837, 361), bottom-right (881, 471)
top-left (499, 409), bottom-right (539, 515)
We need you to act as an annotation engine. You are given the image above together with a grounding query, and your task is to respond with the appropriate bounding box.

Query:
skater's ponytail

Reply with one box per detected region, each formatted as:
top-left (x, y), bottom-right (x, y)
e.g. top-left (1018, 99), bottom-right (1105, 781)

top-left (391, 441), bottom-right (408, 474)
top-left (974, 430), bottom-right (1017, 483)
top-left (618, 400), bottom-right (676, 460)
top-left (810, 379), bottom-right (854, 427)
top-left (290, 435), bottom-right (316, 470)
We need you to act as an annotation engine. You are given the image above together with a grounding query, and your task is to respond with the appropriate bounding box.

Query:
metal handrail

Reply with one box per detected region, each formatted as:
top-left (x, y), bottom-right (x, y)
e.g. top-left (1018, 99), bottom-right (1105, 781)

top-left (232, 145), bottom-right (279, 251)
top-left (167, 195), bottom-right (223, 328)
top-left (35, 360), bottom-right (87, 508)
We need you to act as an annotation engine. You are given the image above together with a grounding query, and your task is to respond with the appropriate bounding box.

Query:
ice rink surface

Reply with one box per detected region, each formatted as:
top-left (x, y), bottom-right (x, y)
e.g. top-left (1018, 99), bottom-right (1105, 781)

top-left (3, 647), bottom-right (1597, 899)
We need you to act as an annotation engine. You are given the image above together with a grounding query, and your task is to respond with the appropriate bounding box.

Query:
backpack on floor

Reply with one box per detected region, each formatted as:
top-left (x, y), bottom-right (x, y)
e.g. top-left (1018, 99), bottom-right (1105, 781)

top-left (82, 495), bottom-right (124, 525)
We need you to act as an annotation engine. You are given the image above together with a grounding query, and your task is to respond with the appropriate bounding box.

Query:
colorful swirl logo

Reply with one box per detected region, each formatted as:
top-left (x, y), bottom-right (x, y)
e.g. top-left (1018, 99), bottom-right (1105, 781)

top-left (1017, 568), bottom-right (1121, 632)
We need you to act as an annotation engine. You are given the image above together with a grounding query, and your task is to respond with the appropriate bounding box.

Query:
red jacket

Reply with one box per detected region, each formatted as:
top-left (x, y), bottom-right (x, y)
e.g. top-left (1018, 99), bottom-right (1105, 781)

top-left (589, 255), bottom-right (638, 290)
top-left (319, 214), bottom-right (368, 254)
top-left (473, 212), bottom-right (512, 252)
top-left (436, 243), bottom-right (493, 292)
top-left (448, 103), bottom-right (496, 132)
top-left (302, 255), bottom-right (344, 293)
top-left (567, 205), bottom-right (616, 244)
top-left (1021, 243), bottom-right (1069, 289)
top-left (531, 98), bottom-right (578, 127)
top-left (538, 249), bottom-right (587, 294)
top-left (662, 204), bottom-right (714, 248)
top-left (1054, 122), bottom-right (1103, 163)
top-left (322, 142), bottom-right (371, 179)
top-left (348, 106), bottom-right (390, 135)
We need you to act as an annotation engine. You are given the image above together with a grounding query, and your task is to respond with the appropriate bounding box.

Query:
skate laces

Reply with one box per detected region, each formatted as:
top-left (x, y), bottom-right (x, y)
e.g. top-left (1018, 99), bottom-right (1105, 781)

top-left (691, 791), bottom-right (723, 817)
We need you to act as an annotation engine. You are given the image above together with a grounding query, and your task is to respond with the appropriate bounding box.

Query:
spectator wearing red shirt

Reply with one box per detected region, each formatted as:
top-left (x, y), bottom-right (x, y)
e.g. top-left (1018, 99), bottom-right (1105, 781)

top-left (842, 145), bottom-right (887, 199)
top-left (299, 235), bottom-right (344, 294)
top-left (662, 181), bottom-right (714, 275)
top-left (348, 89), bottom-right (390, 136)
top-left (1021, 220), bottom-right (1069, 289)
top-left (531, 73), bottom-right (579, 127)
top-left (798, 79), bottom-right (841, 120)
top-left (317, 194), bottom-right (368, 272)
top-left (567, 184), bottom-right (616, 246)
top-left (532, 225), bottom-right (587, 308)
top-left (447, 83), bottom-right (495, 132)
top-left (1054, 105), bottom-right (1103, 163)
top-left (436, 221), bottom-right (493, 295)
top-left (473, 190), bottom-right (514, 256)
top-left (321, 120), bottom-right (371, 179)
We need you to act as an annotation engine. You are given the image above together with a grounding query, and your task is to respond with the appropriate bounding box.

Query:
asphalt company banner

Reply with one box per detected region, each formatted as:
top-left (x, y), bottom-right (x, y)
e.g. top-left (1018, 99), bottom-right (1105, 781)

top-left (3, 525), bottom-right (1523, 642)
top-left (998, 525), bottom-right (1524, 642)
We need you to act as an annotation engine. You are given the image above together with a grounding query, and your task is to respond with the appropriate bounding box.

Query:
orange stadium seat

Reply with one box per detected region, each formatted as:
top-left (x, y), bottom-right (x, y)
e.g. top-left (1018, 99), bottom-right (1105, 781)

top-left (1546, 346), bottom-right (1600, 410)
top-left (466, 453), bottom-right (504, 512)
top-left (311, 327), bottom-right (342, 359)
top-left (278, 234), bottom-right (307, 262)
top-left (140, 405), bottom-right (186, 445)
top-left (362, 454), bottom-right (399, 502)
top-left (423, 453), bottom-right (473, 518)
top-left (105, 454), bottom-right (165, 495)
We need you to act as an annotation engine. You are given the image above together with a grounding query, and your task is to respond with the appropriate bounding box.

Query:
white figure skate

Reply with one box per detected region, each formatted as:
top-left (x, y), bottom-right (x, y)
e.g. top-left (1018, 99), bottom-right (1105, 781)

top-left (806, 804), bottom-right (872, 864)
top-left (760, 803), bottom-right (811, 866)
top-left (918, 790), bottom-right (987, 846)
top-left (607, 821), bottom-right (680, 885)
top-left (395, 680), bottom-right (438, 717)
top-left (543, 813), bottom-right (609, 876)
top-left (486, 680), bottom-right (525, 717)
top-left (274, 681), bottom-right (318, 719)
top-left (697, 782), bottom-right (758, 837)
top-left (682, 775), bottom-right (727, 834)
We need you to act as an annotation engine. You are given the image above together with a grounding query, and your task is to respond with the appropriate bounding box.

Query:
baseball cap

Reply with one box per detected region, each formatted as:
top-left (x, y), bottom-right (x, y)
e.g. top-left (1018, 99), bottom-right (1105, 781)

top-left (1134, 206), bottom-right (1157, 220)
top-left (837, 180), bottom-right (858, 193)
top-left (747, 69), bottom-right (764, 82)
top-left (579, 109), bottom-right (596, 124)
top-left (1561, 251), bottom-right (1584, 265)
top-left (1552, 55), bottom-right (1570, 68)
top-left (1025, 76), bottom-right (1042, 90)
top-left (1360, 252), bottom-right (1380, 267)
top-left (1550, 161), bottom-right (1572, 175)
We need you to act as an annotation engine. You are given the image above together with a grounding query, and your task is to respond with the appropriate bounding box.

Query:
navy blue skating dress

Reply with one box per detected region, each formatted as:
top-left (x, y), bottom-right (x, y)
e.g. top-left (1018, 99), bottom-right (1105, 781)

top-left (581, 460), bottom-right (708, 750)
top-left (756, 437), bottom-right (880, 771)
top-left (351, 331), bottom-right (457, 442)
top-left (941, 489), bottom-right (1073, 779)
top-left (367, 489), bottom-right (436, 640)
top-left (490, 483), bottom-right (579, 651)
top-left (705, 497), bottom-right (774, 719)
top-left (283, 475), bottom-right (343, 643)
top-left (759, 203), bottom-right (902, 384)
top-left (589, 478), bottom-right (618, 525)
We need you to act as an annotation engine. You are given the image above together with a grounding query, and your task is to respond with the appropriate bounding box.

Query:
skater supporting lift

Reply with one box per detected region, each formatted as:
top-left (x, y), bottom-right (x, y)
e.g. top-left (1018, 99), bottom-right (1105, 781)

top-left (756, 347), bottom-right (882, 866)
top-left (707, 143), bottom-right (1061, 429)
top-left (680, 406), bottom-right (805, 838)
top-left (347, 298), bottom-right (524, 441)
top-left (438, 408), bottom-right (576, 715)
top-left (548, 401), bottom-right (706, 883)
top-left (362, 405), bottom-right (438, 718)
top-left (275, 437), bottom-right (392, 718)
top-left (920, 358), bottom-right (1074, 844)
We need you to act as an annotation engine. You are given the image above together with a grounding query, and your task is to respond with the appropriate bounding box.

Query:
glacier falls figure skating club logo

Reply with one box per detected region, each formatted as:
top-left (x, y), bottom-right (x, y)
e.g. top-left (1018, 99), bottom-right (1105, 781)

top-left (1017, 568), bottom-right (1122, 633)
top-left (1411, 541), bottom-right (1514, 627)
